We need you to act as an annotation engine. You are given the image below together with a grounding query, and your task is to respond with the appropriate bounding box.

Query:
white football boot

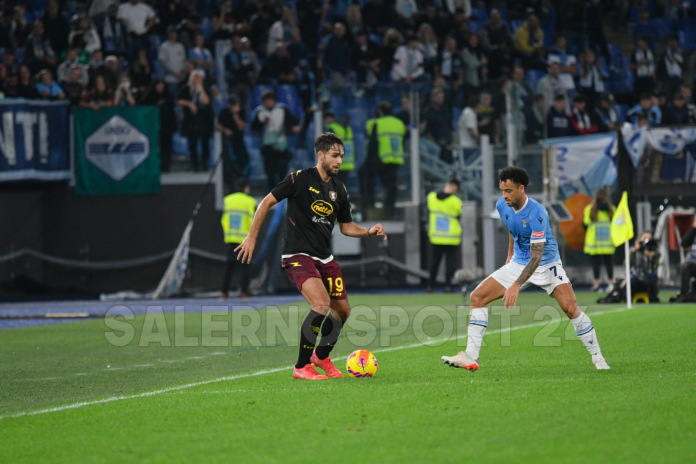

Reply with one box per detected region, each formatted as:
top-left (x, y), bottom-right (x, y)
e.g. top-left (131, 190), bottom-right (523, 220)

top-left (442, 351), bottom-right (479, 371)
top-left (592, 355), bottom-right (611, 370)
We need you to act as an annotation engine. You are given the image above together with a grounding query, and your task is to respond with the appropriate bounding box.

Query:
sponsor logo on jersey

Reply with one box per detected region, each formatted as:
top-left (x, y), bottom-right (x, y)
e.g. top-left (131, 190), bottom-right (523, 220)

top-left (312, 216), bottom-right (331, 225)
top-left (531, 231), bottom-right (545, 239)
top-left (538, 216), bottom-right (543, 224)
top-left (311, 200), bottom-right (334, 217)
top-left (329, 191), bottom-right (337, 201)
top-left (309, 186), bottom-right (320, 194)
top-left (521, 219), bottom-right (529, 228)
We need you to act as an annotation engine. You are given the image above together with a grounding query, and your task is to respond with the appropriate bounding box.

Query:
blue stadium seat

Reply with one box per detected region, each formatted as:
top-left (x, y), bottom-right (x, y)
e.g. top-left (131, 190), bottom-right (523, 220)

top-left (14, 47), bottom-right (25, 64)
top-left (153, 60), bottom-right (164, 77)
top-left (496, 7), bottom-right (510, 20)
top-left (650, 19), bottom-right (673, 39)
top-left (471, 8), bottom-right (487, 22)
top-left (525, 70), bottom-right (545, 93)
top-left (511, 20), bottom-right (524, 33)
top-left (629, 7), bottom-right (639, 23)
top-left (679, 30), bottom-right (696, 50)
top-left (609, 44), bottom-right (623, 68)
top-left (201, 18), bottom-right (213, 39)
top-left (616, 104), bottom-right (629, 123)
top-left (676, 19), bottom-right (696, 32)
top-left (31, 0), bottom-right (48, 13)
top-left (470, 20), bottom-right (483, 34)
top-left (620, 57), bottom-right (635, 93)
top-left (452, 107), bottom-right (462, 130)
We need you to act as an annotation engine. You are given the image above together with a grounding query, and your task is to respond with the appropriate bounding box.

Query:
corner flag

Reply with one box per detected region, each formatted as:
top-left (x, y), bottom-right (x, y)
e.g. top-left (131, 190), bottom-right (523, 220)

top-left (611, 192), bottom-right (634, 247)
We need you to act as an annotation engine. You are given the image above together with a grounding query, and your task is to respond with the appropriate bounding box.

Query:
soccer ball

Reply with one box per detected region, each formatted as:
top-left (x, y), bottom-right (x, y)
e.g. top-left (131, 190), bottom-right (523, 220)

top-left (346, 350), bottom-right (378, 378)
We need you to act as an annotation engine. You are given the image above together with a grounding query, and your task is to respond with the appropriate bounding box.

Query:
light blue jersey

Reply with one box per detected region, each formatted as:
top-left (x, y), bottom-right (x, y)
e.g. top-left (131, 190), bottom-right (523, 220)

top-left (497, 196), bottom-right (560, 266)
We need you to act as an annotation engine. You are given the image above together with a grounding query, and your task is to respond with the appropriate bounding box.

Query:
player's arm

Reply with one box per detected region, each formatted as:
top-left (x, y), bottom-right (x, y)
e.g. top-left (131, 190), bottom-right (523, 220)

top-left (234, 193), bottom-right (279, 263)
top-left (339, 222), bottom-right (388, 240)
top-left (505, 233), bottom-right (514, 264)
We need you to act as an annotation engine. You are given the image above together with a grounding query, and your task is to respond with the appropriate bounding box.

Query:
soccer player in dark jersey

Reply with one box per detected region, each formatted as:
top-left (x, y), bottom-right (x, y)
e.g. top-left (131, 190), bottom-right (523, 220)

top-left (235, 132), bottom-right (387, 380)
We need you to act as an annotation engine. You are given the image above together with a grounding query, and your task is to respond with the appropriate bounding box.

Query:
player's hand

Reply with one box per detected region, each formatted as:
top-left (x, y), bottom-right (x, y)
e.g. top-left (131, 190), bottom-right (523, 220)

top-left (369, 224), bottom-right (388, 241)
top-left (503, 283), bottom-right (520, 309)
top-left (234, 238), bottom-right (256, 264)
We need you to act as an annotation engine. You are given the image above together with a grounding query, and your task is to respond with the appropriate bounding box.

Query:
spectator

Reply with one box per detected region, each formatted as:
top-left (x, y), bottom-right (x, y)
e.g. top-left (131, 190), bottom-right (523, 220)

top-left (87, 50), bottom-right (117, 93)
top-left (159, 26), bottom-right (188, 95)
top-left (26, 21), bottom-right (58, 73)
top-left (546, 94), bottom-right (571, 138)
top-left (0, 50), bottom-right (19, 90)
top-left (322, 23), bottom-right (352, 85)
top-left (218, 95), bottom-right (250, 187)
top-left (452, 12), bottom-right (472, 49)
top-left (13, 66), bottom-right (39, 99)
top-left (380, 28), bottom-right (403, 76)
top-left (261, 42), bottom-right (298, 84)
top-left (510, 65), bottom-right (532, 110)
top-left (396, 0), bottom-right (418, 28)
top-left (653, 91), bottom-right (668, 116)
top-left (129, 49), bottom-right (152, 97)
top-left (595, 94), bottom-right (620, 132)
top-left (80, 75), bottom-right (114, 109)
top-left (140, 79), bottom-right (178, 173)
top-left (487, 37), bottom-right (514, 81)
top-left (251, 90), bottom-right (300, 190)
top-left (57, 48), bottom-right (88, 86)
top-left (657, 35), bottom-right (684, 99)
top-left (104, 55), bottom-right (122, 88)
top-left (525, 94), bottom-right (546, 143)
top-left (663, 93), bottom-right (691, 125)
top-left (267, 6), bottom-right (302, 57)
top-left (393, 35), bottom-right (425, 83)
top-left (189, 32), bottom-right (215, 74)
top-left (42, 0), bottom-right (70, 55)
top-left (159, 0), bottom-right (189, 34)
top-left (36, 69), bottom-right (65, 100)
top-left (114, 75), bottom-right (136, 106)
top-left (352, 29), bottom-right (382, 86)
top-left (548, 36), bottom-right (577, 97)
top-left (11, 5), bottom-right (32, 47)
top-left (630, 35), bottom-right (656, 100)
top-left (60, 65), bottom-right (87, 105)
top-left (626, 93), bottom-right (662, 125)
top-left (418, 23), bottom-right (439, 76)
top-left (396, 93), bottom-right (412, 126)
top-left (633, 10), bottom-right (657, 47)
top-left (560, 0), bottom-right (586, 54)
top-left (87, 0), bottom-right (119, 19)
top-left (345, 4), bottom-right (365, 37)
top-left (458, 95), bottom-right (479, 148)
top-left (296, 0), bottom-right (322, 53)
top-left (476, 91), bottom-right (497, 143)
top-left (208, 16), bottom-right (233, 52)
top-left (462, 33), bottom-right (485, 96)
top-left (117, 0), bottom-right (157, 60)
top-left (362, 0), bottom-right (394, 36)
top-left (513, 15), bottom-right (544, 61)
top-left (436, 35), bottom-right (464, 89)
top-left (480, 9), bottom-right (510, 51)
top-left (682, 84), bottom-right (693, 104)
top-left (585, 0), bottom-right (611, 66)
top-left (445, 0), bottom-right (472, 15)
top-left (569, 95), bottom-right (598, 135)
top-left (578, 50), bottom-right (608, 111)
top-left (68, 17), bottom-right (102, 55)
top-left (537, 62), bottom-right (568, 112)
top-left (99, 4), bottom-right (128, 58)
top-left (249, 6), bottom-right (274, 58)
top-left (421, 88), bottom-right (453, 162)
top-left (663, 0), bottom-right (694, 22)
top-left (178, 70), bottom-right (214, 172)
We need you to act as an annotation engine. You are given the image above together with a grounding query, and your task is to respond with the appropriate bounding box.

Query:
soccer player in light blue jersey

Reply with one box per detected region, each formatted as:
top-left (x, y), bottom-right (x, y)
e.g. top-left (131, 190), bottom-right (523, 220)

top-left (442, 167), bottom-right (610, 371)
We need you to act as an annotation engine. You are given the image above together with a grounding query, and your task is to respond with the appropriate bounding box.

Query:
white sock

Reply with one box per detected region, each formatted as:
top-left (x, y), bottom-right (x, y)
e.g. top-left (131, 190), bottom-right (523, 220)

top-left (571, 311), bottom-right (602, 357)
top-left (465, 307), bottom-right (488, 360)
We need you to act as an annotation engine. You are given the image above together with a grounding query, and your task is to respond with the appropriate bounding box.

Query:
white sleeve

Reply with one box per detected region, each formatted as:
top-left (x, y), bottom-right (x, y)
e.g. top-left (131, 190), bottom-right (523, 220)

top-left (465, 110), bottom-right (477, 130)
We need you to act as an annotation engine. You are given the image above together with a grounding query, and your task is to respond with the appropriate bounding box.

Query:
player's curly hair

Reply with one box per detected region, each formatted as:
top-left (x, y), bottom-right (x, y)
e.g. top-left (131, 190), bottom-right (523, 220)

top-left (498, 166), bottom-right (530, 188)
top-left (315, 132), bottom-right (344, 155)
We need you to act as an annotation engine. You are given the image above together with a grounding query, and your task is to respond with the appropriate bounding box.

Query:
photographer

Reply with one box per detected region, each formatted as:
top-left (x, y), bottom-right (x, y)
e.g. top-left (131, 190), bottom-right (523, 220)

top-left (629, 231), bottom-right (660, 303)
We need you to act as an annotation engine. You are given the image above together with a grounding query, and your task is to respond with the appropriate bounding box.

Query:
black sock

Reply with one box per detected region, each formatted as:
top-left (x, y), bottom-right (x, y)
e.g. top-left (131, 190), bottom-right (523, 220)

top-left (296, 310), bottom-right (325, 368)
top-left (316, 312), bottom-right (344, 360)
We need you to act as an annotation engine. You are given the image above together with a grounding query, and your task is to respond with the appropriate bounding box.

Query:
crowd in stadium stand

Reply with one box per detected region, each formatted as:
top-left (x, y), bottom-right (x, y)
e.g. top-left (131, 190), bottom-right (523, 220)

top-left (1, 0), bottom-right (696, 170)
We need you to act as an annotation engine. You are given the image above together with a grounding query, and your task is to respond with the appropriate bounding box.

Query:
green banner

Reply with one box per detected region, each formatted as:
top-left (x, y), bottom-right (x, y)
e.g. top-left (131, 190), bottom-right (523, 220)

top-left (74, 107), bottom-right (161, 195)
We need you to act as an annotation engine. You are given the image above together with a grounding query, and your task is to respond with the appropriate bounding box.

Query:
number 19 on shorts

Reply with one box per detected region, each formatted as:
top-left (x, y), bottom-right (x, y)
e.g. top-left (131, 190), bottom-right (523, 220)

top-left (327, 277), bottom-right (344, 297)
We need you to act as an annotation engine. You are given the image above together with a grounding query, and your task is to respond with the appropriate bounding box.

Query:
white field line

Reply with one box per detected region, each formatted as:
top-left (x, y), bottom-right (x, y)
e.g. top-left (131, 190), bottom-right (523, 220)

top-left (0, 306), bottom-right (629, 421)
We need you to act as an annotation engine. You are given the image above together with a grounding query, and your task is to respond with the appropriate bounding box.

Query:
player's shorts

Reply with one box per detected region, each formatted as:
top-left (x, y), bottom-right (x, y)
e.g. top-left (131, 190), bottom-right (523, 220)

top-left (281, 254), bottom-right (347, 300)
top-left (490, 260), bottom-right (570, 296)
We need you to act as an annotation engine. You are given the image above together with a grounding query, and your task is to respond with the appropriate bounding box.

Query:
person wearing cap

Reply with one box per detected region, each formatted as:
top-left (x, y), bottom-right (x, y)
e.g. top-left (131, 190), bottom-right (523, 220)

top-left (663, 92), bottom-right (692, 125)
top-left (426, 177), bottom-right (462, 293)
top-left (218, 95), bottom-right (250, 188)
top-left (595, 94), bottom-right (619, 132)
top-left (323, 111), bottom-right (354, 184)
top-left (250, 90), bottom-right (300, 190)
top-left (220, 178), bottom-right (256, 299)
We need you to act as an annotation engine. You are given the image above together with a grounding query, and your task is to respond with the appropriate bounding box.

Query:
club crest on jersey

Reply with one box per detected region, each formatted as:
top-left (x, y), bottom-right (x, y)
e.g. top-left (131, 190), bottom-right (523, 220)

top-left (521, 219), bottom-right (529, 228)
top-left (329, 191), bottom-right (337, 201)
top-left (311, 200), bottom-right (334, 217)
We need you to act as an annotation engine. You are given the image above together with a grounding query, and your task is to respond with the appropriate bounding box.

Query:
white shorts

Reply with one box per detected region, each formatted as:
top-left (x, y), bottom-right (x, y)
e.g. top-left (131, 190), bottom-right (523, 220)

top-left (490, 260), bottom-right (570, 295)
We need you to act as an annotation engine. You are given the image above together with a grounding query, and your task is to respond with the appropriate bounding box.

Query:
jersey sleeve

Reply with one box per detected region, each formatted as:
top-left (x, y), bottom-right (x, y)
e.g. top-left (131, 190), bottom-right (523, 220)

top-left (270, 171), bottom-right (299, 201)
top-left (337, 183), bottom-right (353, 223)
top-left (530, 206), bottom-right (548, 244)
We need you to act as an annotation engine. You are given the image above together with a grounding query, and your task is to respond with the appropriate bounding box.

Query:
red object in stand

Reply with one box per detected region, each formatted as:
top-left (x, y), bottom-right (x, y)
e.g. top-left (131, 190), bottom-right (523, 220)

top-left (668, 214), bottom-right (695, 250)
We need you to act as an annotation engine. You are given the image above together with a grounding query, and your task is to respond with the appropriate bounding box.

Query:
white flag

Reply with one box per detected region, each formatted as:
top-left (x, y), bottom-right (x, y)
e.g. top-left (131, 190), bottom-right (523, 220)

top-left (152, 220), bottom-right (193, 299)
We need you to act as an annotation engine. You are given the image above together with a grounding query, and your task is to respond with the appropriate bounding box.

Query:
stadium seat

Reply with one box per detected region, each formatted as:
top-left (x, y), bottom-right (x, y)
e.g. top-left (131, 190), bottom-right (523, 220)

top-left (153, 60), bottom-right (164, 77)
top-left (616, 104), bottom-right (629, 123)
top-left (609, 44), bottom-right (623, 68)
top-left (679, 30), bottom-right (696, 50)
top-left (471, 7), bottom-right (487, 22)
top-left (14, 47), bottom-right (25, 64)
top-left (511, 20), bottom-right (524, 33)
top-left (676, 19), bottom-right (696, 32)
top-left (650, 19), bottom-right (673, 39)
top-left (470, 20), bottom-right (483, 34)
top-left (629, 7), bottom-right (639, 23)
top-left (30, 0), bottom-right (48, 14)
top-left (496, 7), bottom-right (510, 20)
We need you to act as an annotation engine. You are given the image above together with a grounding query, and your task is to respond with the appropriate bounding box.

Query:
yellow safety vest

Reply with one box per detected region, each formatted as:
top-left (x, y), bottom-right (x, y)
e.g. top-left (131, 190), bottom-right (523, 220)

top-left (428, 191), bottom-right (463, 245)
top-left (366, 116), bottom-right (406, 165)
top-left (221, 192), bottom-right (257, 244)
top-left (583, 204), bottom-right (615, 255)
top-left (326, 122), bottom-right (355, 171)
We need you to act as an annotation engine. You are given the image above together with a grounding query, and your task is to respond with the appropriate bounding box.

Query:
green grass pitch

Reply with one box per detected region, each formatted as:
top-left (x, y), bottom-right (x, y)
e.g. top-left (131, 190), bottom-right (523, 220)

top-left (1, 291), bottom-right (694, 463)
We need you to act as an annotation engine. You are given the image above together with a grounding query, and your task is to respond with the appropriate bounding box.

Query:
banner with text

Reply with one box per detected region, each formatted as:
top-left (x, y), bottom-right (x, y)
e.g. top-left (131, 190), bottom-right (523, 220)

top-left (0, 99), bottom-right (71, 182)
top-left (74, 107), bottom-right (160, 195)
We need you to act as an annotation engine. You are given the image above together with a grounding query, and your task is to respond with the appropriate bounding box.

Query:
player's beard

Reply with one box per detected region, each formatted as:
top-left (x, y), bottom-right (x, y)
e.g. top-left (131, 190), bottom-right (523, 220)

top-left (322, 158), bottom-right (338, 177)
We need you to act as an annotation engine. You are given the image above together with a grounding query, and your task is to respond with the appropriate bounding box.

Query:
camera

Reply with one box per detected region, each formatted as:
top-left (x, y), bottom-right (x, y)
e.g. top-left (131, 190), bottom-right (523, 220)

top-left (641, 238), bottom-right (657, 252)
